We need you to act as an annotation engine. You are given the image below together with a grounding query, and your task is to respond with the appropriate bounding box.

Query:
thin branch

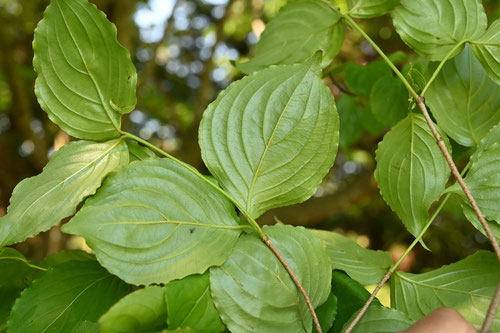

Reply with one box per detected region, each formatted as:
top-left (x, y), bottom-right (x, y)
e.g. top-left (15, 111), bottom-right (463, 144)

top-left (481, 281), bottom-right (500, 333)
top-left (262, 235), bottom-right (323, 333)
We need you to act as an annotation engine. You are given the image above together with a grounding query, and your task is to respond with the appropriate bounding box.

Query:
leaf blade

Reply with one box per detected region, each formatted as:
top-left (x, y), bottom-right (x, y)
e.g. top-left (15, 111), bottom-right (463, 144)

top-left (471, 20), bottom-right (500, 85)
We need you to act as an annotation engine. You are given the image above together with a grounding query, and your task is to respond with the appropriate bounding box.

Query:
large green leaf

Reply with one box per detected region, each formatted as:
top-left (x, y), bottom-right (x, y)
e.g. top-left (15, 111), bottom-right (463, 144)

top-left (236, 0), bottom-right (344, 73)
top-left (33, 0), bottom-right (137, 140)
top-left (344, 60), bottom-right (392, 97)
top-left (0, 139), bottom-right (128, 247)
top-left (374, 114), bottom-right (451, 237)
top-left (471, 20), bottom-right (500, 85)
top-left (8, 260), bottom-right (130, 333)
top-left (63, 158), bottom-right (242, 285)
top-left (0, 248), bottom-right (41, 288)
top-left (391, 0), bottom-right (487, 60)
top-left (99, 286), bottom-right (167, 333)
top-left (0, 287), bottom-right (19, 332)
top-left (165, 272), bottom-right (224, 333)
top-left (200, 55), bottom-right (339, 219)
top-left (313, 291), bottom-right (337, 333)
top-left (346, 0), bottom-right (400, 18)
top-left (336, 95), bottom-right (363, 149)
top-left (460, 203), bottom-right (500, 243)
top-left (447, 123), bottom-right (500, 222)
top-left (309, 230), bottom-right (392, 285)
top-left (40, 249), bottom-right (94, 268)
top-left (369, 76), bottom-right (409, 127)
top-left (210, 225), bottom-right (332, 333)
top-left (426, 45), bottom-right (500, 147)
top-left (341, 305), bottom-right (414, 333)
top-left (391, 250), bottom-right (500, 330)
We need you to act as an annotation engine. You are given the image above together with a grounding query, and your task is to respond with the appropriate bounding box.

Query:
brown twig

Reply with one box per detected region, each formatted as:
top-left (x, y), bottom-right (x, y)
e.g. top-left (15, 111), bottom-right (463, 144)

top-left (262, 235), bottom-right (323, 333)
top-left (481, 281), bottom-right (500, 333)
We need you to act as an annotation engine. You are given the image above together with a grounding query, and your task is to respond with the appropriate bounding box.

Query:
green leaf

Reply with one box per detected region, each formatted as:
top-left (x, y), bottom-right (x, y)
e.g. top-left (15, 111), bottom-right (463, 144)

top-left (200, 55), bottom-right (339, 219)
top-left (313, 291), bottom-right (337, 333)
top-left (346, 0), bottom-right (400, 18)
top-left (344, 61), bottom-right (392, 97)
top-left (0, 248), bottom-right (41, 288)
top-left (63, 158), bottom-right (242, 285)
top-left (210, 225), bottom-right (332, 333)
top-left (236, 0), bottom-right (344, 73)
top-left (330, 270), bottom-right (381, 333)
top-left (447, 123), bottom-right (500, 222)
top-left (471, 20), bottom-right (500, 85)
top-left (165, 272), bottom-right (224, 333)
top-left (0, 287), bottom-right (19, 332)
top-left (33, 0), bottom-right (137, 139)
top-left (374, 114), bottom-right (451, 237)
top-left (0, 139), bottom-right (128, 246)
top-left (360, 105), bottom-right (385, 136)
top-left (126, 141), bottom-right (157, 161)
top-left (8, 260), bottom-right (130, 333)
top-left (391, 0), bottom-right (487, 61)
top-left (40, 249), bottom-right (94, 268)
top-left (309, 230), bottom-right (392, 285)
top-left (99, 286), bottom-right (167, 333)
top-left (460, 203), bottom-right (500, 243)
top-left (391, 250), bottom-right (500, 330)
top-left (341, 305), bottom-right (414, 333)
top-left (426, 45), bottom-right (500, 147)
top-left (337, 95), bottom-right (363, 149)
top-left (369, 76), bottom-right (409, 127)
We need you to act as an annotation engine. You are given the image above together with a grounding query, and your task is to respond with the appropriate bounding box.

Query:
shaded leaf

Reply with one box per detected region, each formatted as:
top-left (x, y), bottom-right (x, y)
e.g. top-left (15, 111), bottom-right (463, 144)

top-left (337, 95), bottom-right (363, 149)
top-left (40, 249), bottom-right (94, 268)
top-left (344, 61), bottom-right (392, 97)
top-left (360, 105), bottom-right (384, 136)
top-left (210, 225), bottom-right (332, 333)
top-left (165, 272), bottom-right (224, 333)
top-left (460, 203), bottom-right (500, 243)
top-left (391, 0), bottom-right (486, 60)
top-left (346, 0), bottom-right (400, 18)
top-left (426, 45), bottom-right (500, 147)
top-left (0, 287), bottom-right (19, 332)
top-left (369, 76), bottom-right (409, 127)
top-left (99, 286), bottom-right (167, 333)
top-left (126, 141), bottom-right (157, 162)
top-left (0, 248), bottom-right (42, 288)
top-left (309, 229), bottom-right (392, 285)
top-left (341, 305), bottom-right (414, 333)
top-left (63, 158), bottom-right (242, 285)
top-left (471, 20), bottom-right (500, 85)
top-left (0, 139), bottom-right (128, 246)
top-left (8, 260), bottom-right (129, 333)
top-left (374, 114), bottom-right (451, 237)
top-left (236, 0), bottom-right (343, 73)
top-left (313, 291), bottom-right (337, 333)
top-left (200, 55), bottom-right (339, 219)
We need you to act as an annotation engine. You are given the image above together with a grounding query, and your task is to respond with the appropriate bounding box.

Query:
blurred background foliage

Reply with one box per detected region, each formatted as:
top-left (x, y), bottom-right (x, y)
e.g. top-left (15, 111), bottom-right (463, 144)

top-left (0, 0), bottom-right (499, 281)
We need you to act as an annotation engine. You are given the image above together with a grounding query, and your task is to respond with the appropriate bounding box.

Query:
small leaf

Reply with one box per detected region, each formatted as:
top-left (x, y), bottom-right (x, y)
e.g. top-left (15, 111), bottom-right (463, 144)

top-left (374, 114), bottom-right (451, 238)
top-left (313, 291), bottom-right (337, 333)
top-left (236, 0), bottom-right (344, 73)
top-left (369, 76), bottom-right (409, 127)
top-left (341, 305), bottom-right (414, 333)
top-left (344, 61), bottom-right (392, 97)
top-left (8, 260), bottom-right (130, 333)
top-left (346, 0), bottom-right (400, 18)
top-left (337, 95), bottom-right (363, 149)
top-left (391, 0), bottom-right (487, 60)
top-left (391, 250), bottom-right (500, 330)
top-left (426, 45), bottom-right (500, 147)
top-left (210, 225), bottom-right (332, 333)
top-left (126, 141), bottom-right (157, 161)
top-left (33, 0), bottom-right (137, 139)
top-left (0, 139), bottom-right (128, 246)
top-left (165, 272), bottom-right (224, 333)
top-left (99, 286), bottom-right (167, 333)
top-left (63, 158), bottom-right (242, 285)
top-left (200, 55), bottom-right (339, 219)
top-left (309, 230), bottom-right (392, 285)
top-left (471, 20), bottom-right (500, 85)
top-left (460, 203), bottom-right (500, 243)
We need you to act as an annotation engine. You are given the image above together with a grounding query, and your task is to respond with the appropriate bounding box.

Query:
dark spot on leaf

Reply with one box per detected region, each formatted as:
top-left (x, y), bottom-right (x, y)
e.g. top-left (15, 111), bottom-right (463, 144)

top-left (190, 227), bottom-right (195, 233)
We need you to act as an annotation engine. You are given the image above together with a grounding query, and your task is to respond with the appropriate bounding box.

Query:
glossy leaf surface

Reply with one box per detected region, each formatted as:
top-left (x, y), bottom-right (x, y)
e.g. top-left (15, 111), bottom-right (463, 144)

top-left (426, 45), bottom-right (500, 147)
top-left (165, 272), bottom-right (224, 333)
top-left (346, 0), bottom-right (400, 18)
top-left (391, 251), bottom-right (500, 330)
top-left (375, 114), bottom-right (450, 237)
top-left (310, 229), bottom-right (392, 285)
top-left (369, 76), bottom-right (409, 127)
top-left (236, 0), bottom-right (343, 73)
top-left (0, 139), bottom-right (128, 246)
top-left (8, 260), bottom-right (129, 333)
top-left (63, 158), bottom-right (242, 285)
top-left (341, 305), bottom-right (414, 333)
top-left (99, 286), bottom-right (167, 333)
top-left (200, 55), bottom-right (339, 219)
top-left (210, 225), bottom-right (332, 333)
top-left (391, 0), bottom-right (486, 60)
top-left (33, 0), bottom-right (137, 139)
top-left (471, 20), bottom-right (500, 85)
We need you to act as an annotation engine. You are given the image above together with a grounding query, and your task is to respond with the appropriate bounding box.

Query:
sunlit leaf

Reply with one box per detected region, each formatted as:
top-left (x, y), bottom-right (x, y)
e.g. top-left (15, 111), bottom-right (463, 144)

top-left (391, 250), bottom-right (500, 330)
top-left (236, 0), bottom-right (344, 73)
top-left (309, 229), bottom-right (392, 285)
top-left (426, 45), bottom-right (500, 147)
top-left (99, 286), bottom-right (167, 333)
top-left (200, 55), bottom-right (339, 219)
top-left (63, 158), bottom-right (242, 285)
top-left (374, 114), bottom-right (451, 237)
top-left (33, 0), bottom-right (137, 139)
top-left (391, 0), bottom-right (487, 60)
top-left (0, 139), bottom-right (128, 246)
top-left (471, 20), bottom-right (500, 85)
top-left (369, 76), bottom-right (409, 127)
top-left (210, 225), bottom-right (332, 333)
top-left (346, 0), bottom-right (400, 18)
top-left (8, 260), bottom-right (129, 333)
top-left (341, 305), bottom-right (414, 333)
